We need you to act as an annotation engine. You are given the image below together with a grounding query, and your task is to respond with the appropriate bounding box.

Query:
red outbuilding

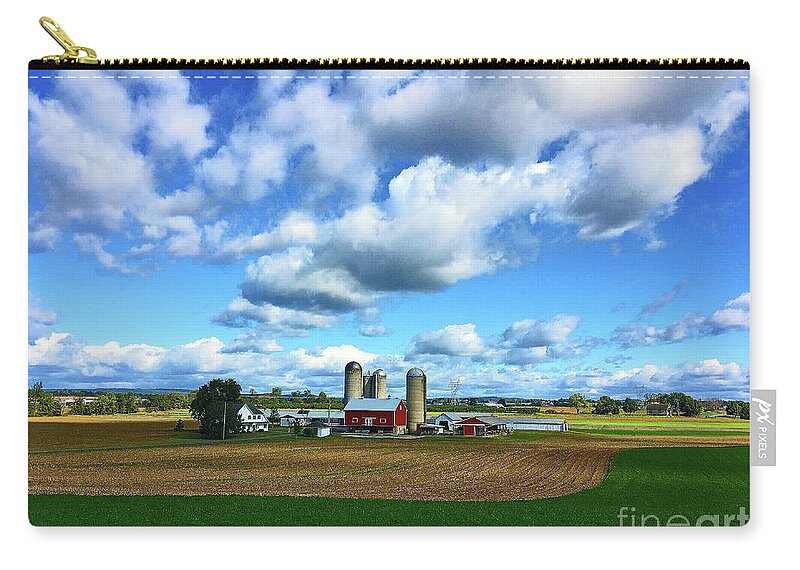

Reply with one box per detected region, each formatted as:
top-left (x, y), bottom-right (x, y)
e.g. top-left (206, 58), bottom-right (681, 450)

top-left (454, 415), bottom-right (508, 436)
top-left (343, 398), bottom-right (407, 434)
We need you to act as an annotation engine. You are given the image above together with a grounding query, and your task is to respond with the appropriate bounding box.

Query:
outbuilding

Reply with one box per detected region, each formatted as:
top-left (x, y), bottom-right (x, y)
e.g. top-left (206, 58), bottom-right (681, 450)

top-left (431, 412), bottom-right (463, 431)
top-left (454, 415), bottom-right (508, 436)
top-left (343, 398), bottom-right (407, 434)
top-left (508, 418), bottom-right (569, 432)
top-left (306, 420), bottom-right (331, 438)
top-left (646, 403), bottom-right (674, 416)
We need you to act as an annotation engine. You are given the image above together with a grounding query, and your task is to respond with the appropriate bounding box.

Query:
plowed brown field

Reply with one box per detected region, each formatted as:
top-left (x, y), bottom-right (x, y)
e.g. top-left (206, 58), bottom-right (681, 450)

top-left (28, 418), bottom-right (747, 501)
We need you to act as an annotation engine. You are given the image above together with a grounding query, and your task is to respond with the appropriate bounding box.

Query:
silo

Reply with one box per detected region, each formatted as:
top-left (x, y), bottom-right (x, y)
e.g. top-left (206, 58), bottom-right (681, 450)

top-left (375, 369), bottom-right (387, 399)
top-left (362, 371), bottom-right (374, 399)
top-left (406, 367), bottom-right (427, 433)
top-left (344, 361), bottom-right (363, 405)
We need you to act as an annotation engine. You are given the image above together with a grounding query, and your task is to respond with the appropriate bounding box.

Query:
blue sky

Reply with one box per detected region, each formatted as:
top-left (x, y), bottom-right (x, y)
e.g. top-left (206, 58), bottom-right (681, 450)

top-left (28, 69), bottom-right (750, 399)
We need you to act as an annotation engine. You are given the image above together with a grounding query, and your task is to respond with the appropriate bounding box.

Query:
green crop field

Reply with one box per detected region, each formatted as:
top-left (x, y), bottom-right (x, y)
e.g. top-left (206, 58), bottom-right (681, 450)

top-left (29, 446), bottom-right (749, 526)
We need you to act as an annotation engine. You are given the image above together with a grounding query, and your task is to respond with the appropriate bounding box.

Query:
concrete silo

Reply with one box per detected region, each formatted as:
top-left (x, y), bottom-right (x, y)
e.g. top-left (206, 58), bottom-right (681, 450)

top-left (405, 367), bottom-right (427, 434)
top-left (375, 369), bottom-right (387, 399)
top-left (344, 361), bottom-right (363, 405)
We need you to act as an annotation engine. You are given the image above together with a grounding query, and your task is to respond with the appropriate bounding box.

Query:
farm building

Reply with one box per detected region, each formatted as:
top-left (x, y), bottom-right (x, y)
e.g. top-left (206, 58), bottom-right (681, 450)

top-left (279, 410), bottom-right (344, 427)
top-left (343, 398), bottom-right (407, 434)
top-left (417, 423), bottom-right (445, 435)
top-left (508, 418), bottom-right (569, 431)
top-left (233, 402), bottom-right (269, 432)
top-left (430, 412), bottom-right (495, 431)
top-left (305, 421), bottom-right (331, 437)
top-left (430, 412), bottom-right (463, 431)
top-left (453, 415), bottom-right (508, 436)
top-left (646, 403), bottom-right (674, 416)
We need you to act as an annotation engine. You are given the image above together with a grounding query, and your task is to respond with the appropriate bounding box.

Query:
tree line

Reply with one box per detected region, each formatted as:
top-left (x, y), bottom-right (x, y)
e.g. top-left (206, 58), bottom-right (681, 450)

top-left (27, 382), bottom-right (191, 417)
top-left (565, 391), bottom-right (747, 417)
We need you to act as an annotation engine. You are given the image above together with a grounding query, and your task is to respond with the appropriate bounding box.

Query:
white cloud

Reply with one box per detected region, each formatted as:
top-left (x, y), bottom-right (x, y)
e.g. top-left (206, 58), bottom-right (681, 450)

top-left (614, 292), bottom-right (750, 348)
top-left (289, 345), bottom-right (378, 376)
top-left (220, 332), bottom-right (283, 354)
top-left (240, 247), bottom-right (376, 313)
top-left (213, 296), bottom-right (337, 336)
top-left (703, 292), bottom-right (750, 334)
top-left (408, 324), bottom-right (485, 357)
top-left (502, 314), bottom-right (580, 347)
top-left (359, 324), bottom-right (389, 337)
top-left (73, 233), bottom-right (138, 275)
top-left (28, 295), bottom-right (58, 342)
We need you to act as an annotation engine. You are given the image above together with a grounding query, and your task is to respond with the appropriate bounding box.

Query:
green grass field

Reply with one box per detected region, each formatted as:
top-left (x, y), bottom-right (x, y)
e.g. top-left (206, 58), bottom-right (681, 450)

top-left (29, 446), bottom-right (748, 526)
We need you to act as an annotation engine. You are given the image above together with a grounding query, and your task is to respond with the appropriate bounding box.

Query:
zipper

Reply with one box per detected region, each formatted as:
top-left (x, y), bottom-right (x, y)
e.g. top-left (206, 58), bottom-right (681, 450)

top-left (31, 16), bottom-right (749, 70)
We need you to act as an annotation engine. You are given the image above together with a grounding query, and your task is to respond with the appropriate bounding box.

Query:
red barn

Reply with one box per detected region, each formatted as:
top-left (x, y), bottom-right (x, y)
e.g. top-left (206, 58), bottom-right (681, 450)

top-left (454, 416), bottom-right (508, 436)
top-left (343, 398), bottom-right (407, 434)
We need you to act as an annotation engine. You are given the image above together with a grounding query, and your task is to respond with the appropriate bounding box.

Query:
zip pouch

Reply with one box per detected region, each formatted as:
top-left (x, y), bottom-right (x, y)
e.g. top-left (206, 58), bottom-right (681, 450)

top-left (28, 17), bottom-right (751, 527)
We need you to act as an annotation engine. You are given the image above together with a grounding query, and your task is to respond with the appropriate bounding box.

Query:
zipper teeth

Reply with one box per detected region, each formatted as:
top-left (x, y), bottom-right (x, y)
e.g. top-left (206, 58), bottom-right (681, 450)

top-left (31, 57), bottom-right (750, 70)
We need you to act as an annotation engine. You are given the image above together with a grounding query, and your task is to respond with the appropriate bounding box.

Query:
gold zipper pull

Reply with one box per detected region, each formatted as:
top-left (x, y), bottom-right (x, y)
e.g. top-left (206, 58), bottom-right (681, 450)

top-left (39, 16), bottom-right (98, 64)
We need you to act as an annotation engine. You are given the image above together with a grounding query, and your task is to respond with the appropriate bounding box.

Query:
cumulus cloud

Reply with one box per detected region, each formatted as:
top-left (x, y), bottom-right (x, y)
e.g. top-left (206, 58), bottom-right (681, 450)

top-left (289, 345), bottom-right (378, 376)
top-left (27, 325), bottom-right (749, 399)
top-left (497, 314), bottom-right (598, 365)
top-left (359, 325), bottom-right (389, 337)
top-left (614, 292), bottom-right (750, 348)
top-left (408, 324), bottom-right (485, 357)
top-left (240, 247), bottom-right (377, 313)
top-left (28, 295), bottom-right (57, 342)
top-left (609, 359), bottom-right (749, 398)
top-left (213, 296), bottom-right (337, 336)
top-left (28, 71), bottom-right (749, 359)
top-left (502, 314), bottom-right (580, 347)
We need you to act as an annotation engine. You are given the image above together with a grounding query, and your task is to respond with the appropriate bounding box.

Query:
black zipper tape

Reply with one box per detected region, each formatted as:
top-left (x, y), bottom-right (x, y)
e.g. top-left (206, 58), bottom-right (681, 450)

top-left (29, 57), bottom-right (750, 71)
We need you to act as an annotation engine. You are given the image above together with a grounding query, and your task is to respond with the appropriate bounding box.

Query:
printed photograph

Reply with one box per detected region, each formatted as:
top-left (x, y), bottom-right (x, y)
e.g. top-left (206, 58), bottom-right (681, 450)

top-left (28, 68), bottom-right (750, 526)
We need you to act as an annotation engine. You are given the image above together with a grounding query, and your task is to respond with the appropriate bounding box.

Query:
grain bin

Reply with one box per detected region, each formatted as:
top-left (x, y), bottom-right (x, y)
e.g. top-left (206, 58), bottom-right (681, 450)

top-left (363, 370), bottom-right (376, 399)
top-left (344, 361), bottom-right (363, 405)
top-left (375, 369), bottom-right (387, 399)
top-left (406, 367), bottom-right (427, 433)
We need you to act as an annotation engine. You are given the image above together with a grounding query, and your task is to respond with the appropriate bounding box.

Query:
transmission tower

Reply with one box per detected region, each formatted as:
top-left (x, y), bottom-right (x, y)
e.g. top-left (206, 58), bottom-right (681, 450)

top-left (634, 385), bottom-right (647, 402)
top-left (448, 377), bottom-right (464, 406)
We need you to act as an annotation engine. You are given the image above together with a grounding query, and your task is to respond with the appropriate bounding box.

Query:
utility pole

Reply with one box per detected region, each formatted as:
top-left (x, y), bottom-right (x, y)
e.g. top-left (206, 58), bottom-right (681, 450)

top-left (222, 399), bottom-right (227, 441)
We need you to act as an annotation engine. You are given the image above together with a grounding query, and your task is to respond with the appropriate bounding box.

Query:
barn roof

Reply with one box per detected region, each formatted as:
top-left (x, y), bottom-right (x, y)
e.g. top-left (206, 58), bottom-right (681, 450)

top-left (456, 415), bottom-right (507, 426)
top-left (234, 402), bottom-right (264, 417)
top-left (343, 398), bottom-right (404, 412)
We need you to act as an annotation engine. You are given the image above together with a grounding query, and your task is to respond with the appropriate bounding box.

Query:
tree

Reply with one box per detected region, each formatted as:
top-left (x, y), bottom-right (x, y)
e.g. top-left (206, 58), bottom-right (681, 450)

top-left (726, 400), bottom-right (749, 419)
top-left (567, 393), bottom-right (588, 414)
top-left (115, 392), bottom-right (138, 414)
top-left (269, 408), bottom-right (281, 425)
top-left (317, 391), bottom-right (328, 403)
top-left (593, 396), bottom-right (620, 415)
top-left (189, 379), bottom-right (243, 439)
top-left (72, 397), bottom-right (87, 415)
top-left (739, 402), bottom-right (750, 420)
top-left (622, 398), bottom-right (638, 414)
top-left (271, 387), bottom-right (282, 399)
top-left (652, 392), bottom-right (704, 417)
top-left (28, 381), bottom-right (63, 417)
top-left (90, 393), bottom-right (119, 415)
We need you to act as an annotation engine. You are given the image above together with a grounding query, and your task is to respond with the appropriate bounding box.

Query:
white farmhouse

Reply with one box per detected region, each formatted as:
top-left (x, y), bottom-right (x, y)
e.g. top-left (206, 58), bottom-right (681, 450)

top-left (233, 402), bottom-right (269, 432)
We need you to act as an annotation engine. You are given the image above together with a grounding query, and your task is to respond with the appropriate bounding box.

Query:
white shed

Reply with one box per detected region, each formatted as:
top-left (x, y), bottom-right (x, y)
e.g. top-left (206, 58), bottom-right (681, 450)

top-left (509, 418), bottom-right (569, 432)
top-left (307, 421), bottom-right (331, 437)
